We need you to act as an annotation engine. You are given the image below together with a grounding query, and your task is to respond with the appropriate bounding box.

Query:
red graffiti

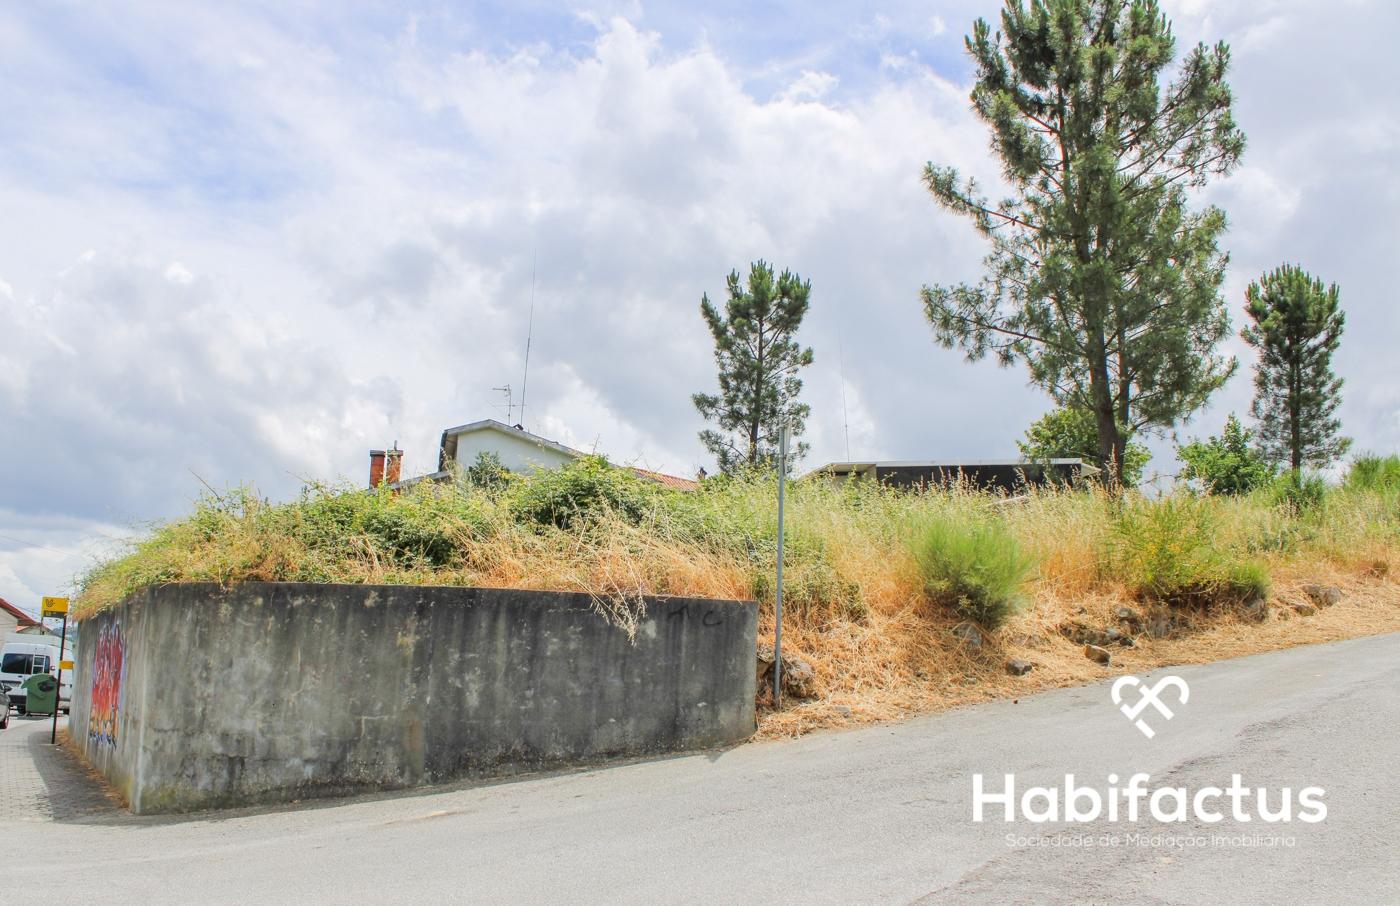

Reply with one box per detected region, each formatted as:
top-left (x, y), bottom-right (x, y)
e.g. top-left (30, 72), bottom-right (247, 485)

top-left (88, 622), bottom-right (125, 747)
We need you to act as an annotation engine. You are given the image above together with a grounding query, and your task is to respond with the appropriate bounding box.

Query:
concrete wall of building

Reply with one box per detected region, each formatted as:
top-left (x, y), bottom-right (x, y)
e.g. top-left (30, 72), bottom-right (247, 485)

top-left (70, 582), bottom-right (756, 814)
top-left (453, 428), bottom-right (576, 474)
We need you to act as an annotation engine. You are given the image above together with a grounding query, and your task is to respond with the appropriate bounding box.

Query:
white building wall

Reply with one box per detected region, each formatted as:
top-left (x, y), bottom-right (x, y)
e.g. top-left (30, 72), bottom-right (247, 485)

top-left (453, 429), bottom-right (577, 474)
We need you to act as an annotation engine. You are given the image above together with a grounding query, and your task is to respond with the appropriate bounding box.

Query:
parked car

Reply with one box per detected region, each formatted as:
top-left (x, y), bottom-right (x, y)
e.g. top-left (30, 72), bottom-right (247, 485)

top-left (0, 686), bottom-right (9, 729)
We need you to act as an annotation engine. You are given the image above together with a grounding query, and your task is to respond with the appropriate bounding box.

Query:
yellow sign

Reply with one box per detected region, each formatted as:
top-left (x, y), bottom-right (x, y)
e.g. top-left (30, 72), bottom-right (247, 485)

top-left (40, 596), bottom-right (69, 617)
top-left (59, 660), bottom-right (74, 671)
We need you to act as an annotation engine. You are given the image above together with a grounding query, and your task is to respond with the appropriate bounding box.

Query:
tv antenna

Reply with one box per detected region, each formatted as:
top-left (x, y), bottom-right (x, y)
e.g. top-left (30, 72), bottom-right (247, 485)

top-left (838, 327), bottom-right (851, 461)
top-left (519, 244), bottom-right (537, 430)
top-left (491, 384), bottom-right (514, 423)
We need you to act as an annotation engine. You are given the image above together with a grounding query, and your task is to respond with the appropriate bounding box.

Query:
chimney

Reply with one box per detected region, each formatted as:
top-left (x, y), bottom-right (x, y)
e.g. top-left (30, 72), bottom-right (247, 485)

top-left (369, 449), bottom-right (386, 489)
top-left (385, 443), bottom-right (403, 485)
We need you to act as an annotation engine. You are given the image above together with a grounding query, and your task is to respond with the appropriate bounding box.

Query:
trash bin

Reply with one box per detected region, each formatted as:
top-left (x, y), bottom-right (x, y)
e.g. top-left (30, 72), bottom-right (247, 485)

top-left (21, 675), bottom-right (58, 717)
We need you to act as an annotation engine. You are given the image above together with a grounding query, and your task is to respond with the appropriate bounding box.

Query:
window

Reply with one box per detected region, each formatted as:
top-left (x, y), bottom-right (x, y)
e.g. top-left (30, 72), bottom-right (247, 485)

top-left (32, 656), bottom-right (49, 674)
top-left (1, 653), bottom-right (32, 675)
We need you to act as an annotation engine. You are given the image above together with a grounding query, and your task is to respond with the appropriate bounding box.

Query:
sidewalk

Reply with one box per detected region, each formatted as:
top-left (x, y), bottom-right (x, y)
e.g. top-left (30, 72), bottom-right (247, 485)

top-left (0, 713), bottom-right (120, 822)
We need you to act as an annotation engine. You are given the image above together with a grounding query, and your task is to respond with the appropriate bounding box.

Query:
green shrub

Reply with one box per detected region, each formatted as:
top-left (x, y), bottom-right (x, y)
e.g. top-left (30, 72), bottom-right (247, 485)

top-left (910, 515), bottom-right (1035, 629)
top-left (1112, 495), bottom-right (1269, 606)
top-left (508, 455), bottom-right (658, 530)
top-left (463, 451), bottom-right (512, 492)
top-left (1345, 454), bottom-right (1400, 492)
top-left (1266, 471), bottom-right (1328, 513)
top-left (1177, 414), bottom-right (1275, 495)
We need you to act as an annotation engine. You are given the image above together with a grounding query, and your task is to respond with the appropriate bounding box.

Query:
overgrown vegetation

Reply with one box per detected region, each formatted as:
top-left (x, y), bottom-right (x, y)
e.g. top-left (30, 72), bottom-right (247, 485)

top-left (79, 456), bottom-right (1400, 731)
top-left (911, 515), bottom-right (1034, 629)
top-left (83, 455), bottom-right (1400, 621)
top-left (1177, 414), bottom-right (1275, 495)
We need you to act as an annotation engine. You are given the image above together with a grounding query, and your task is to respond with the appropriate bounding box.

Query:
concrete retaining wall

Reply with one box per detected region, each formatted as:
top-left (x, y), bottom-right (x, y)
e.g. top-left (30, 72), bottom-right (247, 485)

top-left (69, 582), bottom-right (756, 813)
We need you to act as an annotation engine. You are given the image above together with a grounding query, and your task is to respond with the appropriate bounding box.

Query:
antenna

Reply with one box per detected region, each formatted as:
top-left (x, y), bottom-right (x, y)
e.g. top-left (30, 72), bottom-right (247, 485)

top-left (519, 244), bottom-right (537, 430)
top-left (492, 384), bottom-right (513, 423)
top-left (837, 328), bottom-right (851, 461)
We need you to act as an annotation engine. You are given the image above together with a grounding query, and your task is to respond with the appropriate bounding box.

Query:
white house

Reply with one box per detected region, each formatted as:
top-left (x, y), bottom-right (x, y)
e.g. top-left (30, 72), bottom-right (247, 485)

top-left (373, 419), bottom-right (698, 491)
top-left (438, 419), bottom-right (583, 474)
top-left (0, 596), bottom-right (40, 637)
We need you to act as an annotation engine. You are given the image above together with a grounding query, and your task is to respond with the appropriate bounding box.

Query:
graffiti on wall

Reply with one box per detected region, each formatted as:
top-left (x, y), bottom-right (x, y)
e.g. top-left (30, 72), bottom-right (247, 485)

top-left (88, 622), bottom-right (126, 747)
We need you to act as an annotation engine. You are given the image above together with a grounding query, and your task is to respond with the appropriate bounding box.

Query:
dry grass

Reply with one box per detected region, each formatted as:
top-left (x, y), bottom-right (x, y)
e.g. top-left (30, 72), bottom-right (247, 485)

top-left (77, 462), bottom-right (1400, 738)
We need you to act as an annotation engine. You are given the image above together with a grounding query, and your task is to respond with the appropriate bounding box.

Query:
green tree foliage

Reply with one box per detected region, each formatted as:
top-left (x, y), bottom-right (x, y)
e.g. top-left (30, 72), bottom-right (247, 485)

top-left (463, 451), bottom-right (511, 491)
top-left (1176, 413), bottom-right (1275, 495)
top-left (921, 0), bottom-right (1244, 485)
top-left (1018, 406), bottom-right (1150, 486)
top-left (507, 456), bottom-right (656, 530)
top-left (1241, 264), bottom-right (1350, 476)
top-left (693, 261), bottom-right (814, 472)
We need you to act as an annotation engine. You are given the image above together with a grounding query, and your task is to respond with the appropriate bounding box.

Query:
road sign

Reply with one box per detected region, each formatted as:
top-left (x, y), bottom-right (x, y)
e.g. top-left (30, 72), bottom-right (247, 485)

top-left (45, 596), bottom-right (72, 745)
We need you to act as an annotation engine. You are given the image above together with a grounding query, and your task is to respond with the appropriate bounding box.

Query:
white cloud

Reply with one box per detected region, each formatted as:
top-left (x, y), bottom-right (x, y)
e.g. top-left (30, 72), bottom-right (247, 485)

top-left (2, 2), bottom-right (1400, 612)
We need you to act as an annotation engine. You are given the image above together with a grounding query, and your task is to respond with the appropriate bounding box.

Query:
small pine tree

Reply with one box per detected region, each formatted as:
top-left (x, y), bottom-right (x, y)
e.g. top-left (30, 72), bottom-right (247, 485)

top-left (1241, 265), bottom-right (1350, 476)
top-left (1177, 414), bottom-right (1275, 495)
top-left (693, 261), bottom-right (814, 472)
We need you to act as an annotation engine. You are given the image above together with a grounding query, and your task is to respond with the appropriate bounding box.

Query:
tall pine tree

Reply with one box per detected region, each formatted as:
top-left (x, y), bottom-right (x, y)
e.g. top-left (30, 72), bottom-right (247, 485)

top-left (921, 0), bottom-right (1245, 484)
top-left (1241, 264), bottom-right (1349, 476)
top-left (693, 261), bottom-right (814, 472)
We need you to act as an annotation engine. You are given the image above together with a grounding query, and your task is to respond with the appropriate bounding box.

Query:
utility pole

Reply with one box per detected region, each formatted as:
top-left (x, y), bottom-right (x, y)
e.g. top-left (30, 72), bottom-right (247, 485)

top-left (774, 423), bottom-right (789, 708)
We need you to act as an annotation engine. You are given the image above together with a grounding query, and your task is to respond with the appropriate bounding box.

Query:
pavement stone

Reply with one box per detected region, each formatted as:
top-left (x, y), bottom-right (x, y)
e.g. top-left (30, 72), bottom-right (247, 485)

top-left (0, 711), bottom-right (120, 822)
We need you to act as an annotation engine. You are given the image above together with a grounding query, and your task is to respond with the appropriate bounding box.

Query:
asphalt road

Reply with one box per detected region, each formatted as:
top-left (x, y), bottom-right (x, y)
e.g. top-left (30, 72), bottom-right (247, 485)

top-left (14, 632), bottom-right (1399, 905)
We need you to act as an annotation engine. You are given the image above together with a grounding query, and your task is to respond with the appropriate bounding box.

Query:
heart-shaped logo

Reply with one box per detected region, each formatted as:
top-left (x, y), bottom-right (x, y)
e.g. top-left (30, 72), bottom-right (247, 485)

top-left (1111, 674), bottom-right (1190, 739)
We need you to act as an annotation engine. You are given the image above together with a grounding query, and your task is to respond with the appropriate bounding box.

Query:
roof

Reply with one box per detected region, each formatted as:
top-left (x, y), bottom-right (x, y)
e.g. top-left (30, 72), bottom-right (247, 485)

top-left (433, 418), bottom-right (698, 491)
top-left (629, 467), bottom-right (700, 492)
top-left (0, 596), bottom-right (39, 627)
top-left (805, 458), bottom-right (1096, 478)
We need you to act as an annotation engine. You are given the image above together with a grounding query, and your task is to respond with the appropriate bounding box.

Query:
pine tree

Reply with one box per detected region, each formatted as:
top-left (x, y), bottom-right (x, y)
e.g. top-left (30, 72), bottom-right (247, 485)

top-left (693, 261), bottom-right (814, 472)
top-left (1241, 264), bottom-right (1349, 476)
top-left (921, 0), bottom-right (1245, 485)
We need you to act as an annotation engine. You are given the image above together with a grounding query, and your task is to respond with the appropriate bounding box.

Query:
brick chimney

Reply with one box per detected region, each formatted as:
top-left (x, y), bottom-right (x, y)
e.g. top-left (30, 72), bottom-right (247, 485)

top-left (385, 443), bottom-right (403, 485)
top-left (368, 450), bottom-right (386, 489)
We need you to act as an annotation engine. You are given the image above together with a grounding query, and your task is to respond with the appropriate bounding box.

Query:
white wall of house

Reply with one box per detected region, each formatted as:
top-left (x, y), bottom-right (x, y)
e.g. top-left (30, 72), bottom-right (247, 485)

top-left (0, 611), bottom-right (20, 637)
top-left (453, 428), bottom-right (577, 474)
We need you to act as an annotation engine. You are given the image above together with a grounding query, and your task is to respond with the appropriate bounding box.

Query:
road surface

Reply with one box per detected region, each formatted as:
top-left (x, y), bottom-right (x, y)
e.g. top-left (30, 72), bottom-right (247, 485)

top-left (7, 632), bottom-right (1398, 904)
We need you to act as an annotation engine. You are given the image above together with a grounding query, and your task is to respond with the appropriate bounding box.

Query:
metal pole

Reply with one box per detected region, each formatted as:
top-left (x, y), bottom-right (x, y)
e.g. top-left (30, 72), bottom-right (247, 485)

top-left (774, 424), bottom-right (789, 708)
top-left (51, 611), bottom-right (68, 744)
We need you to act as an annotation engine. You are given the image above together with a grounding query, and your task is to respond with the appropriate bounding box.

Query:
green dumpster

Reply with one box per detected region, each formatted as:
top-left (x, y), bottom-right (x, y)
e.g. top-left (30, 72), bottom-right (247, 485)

top-left (21, 675), bottom-right (58, 717)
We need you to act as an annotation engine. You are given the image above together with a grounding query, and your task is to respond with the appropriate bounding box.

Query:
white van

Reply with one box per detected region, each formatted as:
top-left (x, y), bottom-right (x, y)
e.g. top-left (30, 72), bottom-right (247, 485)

top-left (1, 634), bottom-right (73, 715)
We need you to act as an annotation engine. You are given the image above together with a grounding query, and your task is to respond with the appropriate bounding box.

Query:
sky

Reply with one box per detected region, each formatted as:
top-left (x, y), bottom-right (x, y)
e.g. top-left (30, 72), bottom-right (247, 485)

top-left (2, 0), bottom-right (1398, 616)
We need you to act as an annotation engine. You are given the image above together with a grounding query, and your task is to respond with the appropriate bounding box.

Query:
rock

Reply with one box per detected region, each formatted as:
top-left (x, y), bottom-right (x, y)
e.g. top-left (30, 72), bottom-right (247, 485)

top-left (1061, 622), bottom-right (1107, 646)
top-left (781, 657), bottom-right (817, 698)
top-left (1146, 614), bottom-right (1174, 639)
top-left (1241, 599), bottom-right (1271, 623)
top-left (952, 622), bottom-right (984, 648)
top-left (1292, 601), bottom-right (1319, 616)
top-left (1006, 658), bottom-right (1034, 676)
top-left (755, 643), bottom-right (776, 686)
top-left (1115, 606), bottom-right (1145, 628)
top-left (1009, 634), bottom-right (1036, 648)
top-left (833, 705), bottom-right (853, 718)
top-left (1103, 626), bottom-right (1123, 643)
top-left (755, 645), bottom-right (818, 700)
top-left (1301, 584), bottom-right (1342, 608)
top-left (1083, 644), bottom-right (1112, 665)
